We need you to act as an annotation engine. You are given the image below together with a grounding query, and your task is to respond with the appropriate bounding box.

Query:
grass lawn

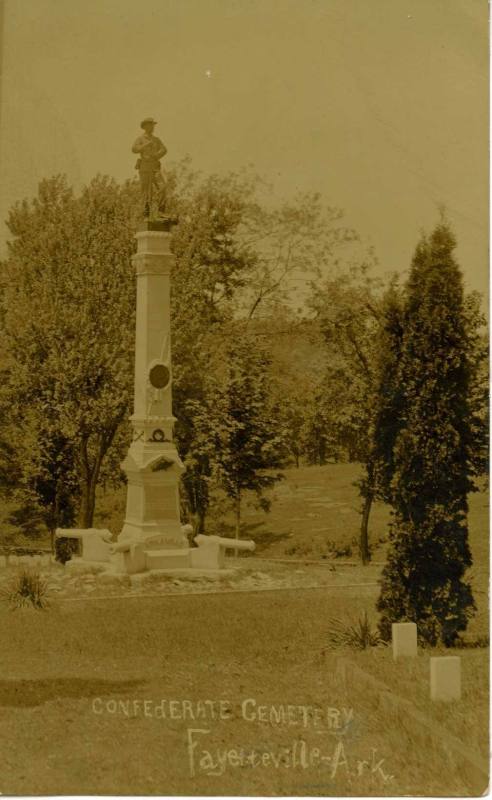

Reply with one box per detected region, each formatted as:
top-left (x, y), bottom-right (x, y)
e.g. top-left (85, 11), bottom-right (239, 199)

top-left (345, 645), bottom-right (489, 759)
top-left (0, 588), bottom-right (488, 796)
top-left (0, 464), bottom-right (488, 795)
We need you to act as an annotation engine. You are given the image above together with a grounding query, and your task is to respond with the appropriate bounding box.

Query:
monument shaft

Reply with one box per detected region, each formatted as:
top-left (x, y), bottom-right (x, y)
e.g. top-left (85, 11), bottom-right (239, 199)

top-left (118, 225), bottom-right (187, 554)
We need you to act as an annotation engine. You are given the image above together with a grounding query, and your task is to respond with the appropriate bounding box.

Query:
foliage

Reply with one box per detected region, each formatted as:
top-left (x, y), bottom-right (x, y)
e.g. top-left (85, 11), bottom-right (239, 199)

top-left (308, 260), bottom-right (391, 561)
top-left (0, 413), bottom-right (80, 549)
top-left (284, 538), bottom-right (353, 559)
top-left (0, 567), bottom-right (49, 610)
top-left (462, 291), bottom-right (489, 482)
top-left (0, 163), bottom-right (358, 541)
top-left (367, 283), bottom-right (406, 504)
top-left (254, 309), bottom-right (326, 468)
top-left (236, 190), bottom-right (356, 319)
top-left (169, 173), bottom-right (353, 531)
top-left (300, 368), bottom-right (361, 466)
top-left (326, 611), bottom-right (384, 650)
top-left (0, 175), bottom-right (138, 533)
top-left (170, 169), bottom-right (261, 531)
top-left (55, 536), bottom-right (80, 565)
top-left (208, 334), bottom-right (289, 539)
top-left (377, 221), bottom-right (478, 646)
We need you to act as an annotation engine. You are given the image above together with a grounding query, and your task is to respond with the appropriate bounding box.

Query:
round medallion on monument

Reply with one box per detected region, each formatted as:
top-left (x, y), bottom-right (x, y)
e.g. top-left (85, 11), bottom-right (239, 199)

top-left (149, 363), bottom-right (170, 389)
top-left (150, 428), bottom-right (166, 442)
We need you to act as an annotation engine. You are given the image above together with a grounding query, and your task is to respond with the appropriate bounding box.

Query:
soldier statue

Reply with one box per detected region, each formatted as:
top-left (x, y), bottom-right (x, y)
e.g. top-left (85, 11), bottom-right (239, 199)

top-left (132, 117), bottom-right (168, 218)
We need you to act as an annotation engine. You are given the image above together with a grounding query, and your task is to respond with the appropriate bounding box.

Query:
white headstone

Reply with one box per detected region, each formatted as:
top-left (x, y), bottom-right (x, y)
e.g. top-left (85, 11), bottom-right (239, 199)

top-left (392, 622), bottom-right (417, 659)
top-left (430, 656), bottom-right (461, 702)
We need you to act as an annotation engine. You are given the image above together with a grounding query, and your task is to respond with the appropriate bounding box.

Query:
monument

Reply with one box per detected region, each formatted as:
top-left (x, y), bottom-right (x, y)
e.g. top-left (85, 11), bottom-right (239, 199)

top-left (58, 119), bottom-right (255, 575)
top-left (110, 217), bottom-right (190, 573)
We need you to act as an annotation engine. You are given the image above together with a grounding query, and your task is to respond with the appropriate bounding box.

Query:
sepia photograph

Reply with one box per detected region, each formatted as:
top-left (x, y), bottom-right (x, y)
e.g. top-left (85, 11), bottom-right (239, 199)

top-left (0, 0), bottom-right (488, 795)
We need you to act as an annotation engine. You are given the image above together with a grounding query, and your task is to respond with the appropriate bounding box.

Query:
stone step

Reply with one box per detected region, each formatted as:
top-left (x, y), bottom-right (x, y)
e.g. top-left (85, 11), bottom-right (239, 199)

top-left (145, 549), bottom-right (191, 570)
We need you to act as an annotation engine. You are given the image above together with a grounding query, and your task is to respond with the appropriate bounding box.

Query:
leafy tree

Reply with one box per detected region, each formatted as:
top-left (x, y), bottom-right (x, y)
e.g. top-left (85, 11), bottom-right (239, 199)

top-left (0, 162), bottom-right (364, 548)
top-left (209, 334), bottom-right (288, 543)
top-left (170, 170), bottom-right (260, 532)
top-left (237, 191), bottom-right (355, 320)
top-left (300, 385), bottom-right (339, 466)
top-left (309, 262), bottom-right (387, 562)
top-left (0, 174), bottom-right (138, 532)
top-left (377, 222), bottom-right (480, 646)
top-left (4, 419), bottom-right (80, 551)
top-left (170, 174), bottom-right (354, 528)
top-left (253, 308), bottom-right (327, 468)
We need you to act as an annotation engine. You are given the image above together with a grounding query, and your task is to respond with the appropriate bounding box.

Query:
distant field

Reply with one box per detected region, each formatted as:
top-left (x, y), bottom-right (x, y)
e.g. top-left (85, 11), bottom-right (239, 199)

top-left (91, 462), bottom-right (488, 565)
top-left (92, 463), bottom-right (384, 551)
top-left (4, 463), bottom-right (486, 573)
top-left (209, 463), bottom-right (390, 559)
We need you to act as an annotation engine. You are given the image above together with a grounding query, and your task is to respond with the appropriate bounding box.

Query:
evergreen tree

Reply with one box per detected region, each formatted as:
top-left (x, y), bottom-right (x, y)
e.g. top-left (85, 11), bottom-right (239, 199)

top-left (377, 222), bottom-right (478, 646)
top-left (370, 283), bottom-right (405, 502)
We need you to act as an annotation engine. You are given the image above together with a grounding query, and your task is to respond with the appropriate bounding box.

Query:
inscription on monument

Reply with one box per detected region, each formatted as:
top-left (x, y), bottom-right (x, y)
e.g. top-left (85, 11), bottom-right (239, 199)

top-left (145, 485), bottom-right (177, 520)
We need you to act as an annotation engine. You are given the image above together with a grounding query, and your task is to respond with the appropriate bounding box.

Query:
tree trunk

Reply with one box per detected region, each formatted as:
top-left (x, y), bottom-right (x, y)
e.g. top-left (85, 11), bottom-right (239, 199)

top-left (359, 492), bottom-right (373, 565)
top-left (49, 527), bottom-right (55, 555)
top-left (78, 436), bottom-right (91, 527)
top-left (78, 428), bottom-right (117, 528)
top-left (234, 493), bottom-right (241, 557)
top-left (195, 508), bottom-right (206, 535)
top-left (80, 474), bottom-right (98, 528)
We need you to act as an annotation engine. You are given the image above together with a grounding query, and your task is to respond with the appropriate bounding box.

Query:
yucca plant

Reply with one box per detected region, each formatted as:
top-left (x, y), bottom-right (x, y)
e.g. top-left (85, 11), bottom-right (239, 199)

top-left (0, 568), bottom-right (49, 610)
top-left (326, 611), bottom-right (384, 650)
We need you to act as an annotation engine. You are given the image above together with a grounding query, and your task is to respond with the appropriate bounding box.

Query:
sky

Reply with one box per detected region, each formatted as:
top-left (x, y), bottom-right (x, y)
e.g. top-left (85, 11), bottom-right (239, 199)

top-left (0, 0), bottom-right (488, 299)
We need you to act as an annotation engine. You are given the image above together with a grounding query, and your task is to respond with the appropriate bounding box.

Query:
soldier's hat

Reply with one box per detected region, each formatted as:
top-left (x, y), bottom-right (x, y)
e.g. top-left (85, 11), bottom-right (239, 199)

top-left (140, 117), bottom-right (157, 128)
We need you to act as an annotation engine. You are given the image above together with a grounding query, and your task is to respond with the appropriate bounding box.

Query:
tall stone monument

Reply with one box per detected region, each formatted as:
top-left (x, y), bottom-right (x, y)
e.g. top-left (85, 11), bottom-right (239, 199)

top-left (109, 216), bottom-right (255, 575)
top-left (109, 121), bottom-right (256, 575)
top-left (60, 121), bottom-right (255, 575)
top-left (111, 219), bottom-right (190, 574)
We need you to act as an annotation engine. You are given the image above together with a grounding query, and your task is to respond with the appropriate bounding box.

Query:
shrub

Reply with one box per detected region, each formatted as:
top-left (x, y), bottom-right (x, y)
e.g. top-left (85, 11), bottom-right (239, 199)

top-left (284, 538), bottom-right (353, 559)
top-left (1, 568), bottom-right (49, 610)
top-left (327, 611), bottom-right (384, 650)
top-left (55, 536), bottom-right (80, 564)
top-left (335, 540), bottom-right (354, 558)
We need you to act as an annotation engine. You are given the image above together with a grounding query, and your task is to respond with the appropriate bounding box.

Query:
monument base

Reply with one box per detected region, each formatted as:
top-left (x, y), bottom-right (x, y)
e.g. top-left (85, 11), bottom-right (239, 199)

top-left (62, 532), bottom-right (256, 577)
